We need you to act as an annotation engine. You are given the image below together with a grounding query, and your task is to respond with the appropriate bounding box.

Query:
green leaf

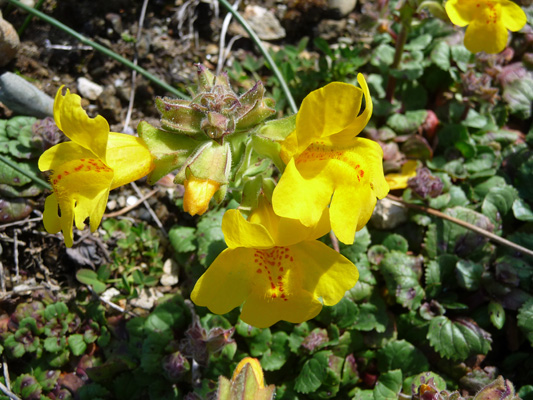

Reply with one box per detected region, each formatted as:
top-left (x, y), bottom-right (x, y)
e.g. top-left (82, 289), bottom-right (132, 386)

top-left (425, 254), bottom-right (458, 298)
top-left (482, 185), bottom-right (517, 223)
top-left (450, 45), bottom-right (471, 72)
top-left (340, 226), bottom-right (371, 259)
top-left (405, 34), bottom-right (432, 51)
top-left (76, 269), bottom-right (107, 293)
top-left (436, 207), bottom-right (494, 260)
top-left (354, 292), bottom-right (389, 332)
top-left (427, 316), bottom-right (492, 360)
top-left (376, 340), bottom-right (429, 376)
top-left (68, 334), bottom-right (88, 356)
top-left (382, 234), bottom-right (409, 253)
top-left (373, 369), bottom-right (402, 400)
top-left (196, 207), bottom-right (228, 266)
top-left (488, 301), bottom-right (505, 330)
top-left (44, 336), bottom-right (67, 353)
top-left (455, 260), bottom-right (483, 291)
top-left (517, 298), bottom-right (533, 346)
top-left (44, 302), bottom-right (69, 321)
top-left (380, 251), bottom-right (425, 310)
top-left (513, 199), bottom-right (533, 221)
top-left (261, 331), bottom-right (290, 371)
top-left (503, 76), bottom-right (533, 119)
top-left (294, 351), bottom-right (328, 393)
top-left (371, 44), bottom-right (396, 69)
top-left (247, 328), bottom-right (272, 357)
top-left (386, 111), bottom-right (427, 135)
top-left (168, 225), bottom-right (197, 253)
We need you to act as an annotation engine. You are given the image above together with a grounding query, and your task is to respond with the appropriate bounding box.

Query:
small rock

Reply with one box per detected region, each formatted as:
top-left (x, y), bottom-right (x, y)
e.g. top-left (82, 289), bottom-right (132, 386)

top-left (0, 71), bottom-right (54, 118)
top-left (239, 5), bottom-right (285, 41)
top-left (370, 197), bottom-right (409, 230)
top-left (327, 0), bottom-right (357, 18)
top-left (130, 287), bottom-right (163, 310)
top-left (101, 287), bottom-right (121, 303)
top-left (97, 85), bottom-right (122, 123)
top-left (160, 258), bottom-right (179, 286)
top-left (0, 13), bottom-right (20, 67)
top-left (77, 77), bottom-right (104, 100)
top-left (317, 19), bottom-right (347, 41)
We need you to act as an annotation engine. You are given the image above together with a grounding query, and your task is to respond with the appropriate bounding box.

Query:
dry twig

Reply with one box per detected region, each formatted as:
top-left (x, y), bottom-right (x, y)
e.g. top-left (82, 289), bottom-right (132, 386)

top-left (387, 194), bottom-right (533, 258)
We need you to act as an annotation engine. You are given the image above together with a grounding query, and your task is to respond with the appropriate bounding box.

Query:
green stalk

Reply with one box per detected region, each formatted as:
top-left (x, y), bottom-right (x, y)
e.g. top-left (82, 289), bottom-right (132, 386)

top-left (17, 0), bottom-right (45, 36)
top-left (0, 154), bottom-right (51, 190)
top-left (218, 0), bottom-right (298, 114)
top-left (6, 0), bottom-right (189, 100)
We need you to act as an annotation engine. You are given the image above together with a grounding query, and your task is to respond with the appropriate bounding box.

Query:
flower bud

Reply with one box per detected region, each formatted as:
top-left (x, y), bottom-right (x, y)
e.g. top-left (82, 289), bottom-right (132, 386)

top-left (156, 64), bottom-right (275, 140)
top-left (183, 176), bottom-right (221, 216)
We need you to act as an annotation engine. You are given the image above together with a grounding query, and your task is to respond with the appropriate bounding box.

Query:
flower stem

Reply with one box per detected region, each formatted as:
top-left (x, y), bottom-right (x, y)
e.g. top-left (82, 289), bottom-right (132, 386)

top-left (387, 194), bottom-right (533, 258)
top-left (0, 154), bottom-right (51, 190)
top-left (218, 0), bottom-right (298, 114)
top-left (6, 0), bottom-right (189, 100)
top-left (385, 22), bottom-right (409, 103)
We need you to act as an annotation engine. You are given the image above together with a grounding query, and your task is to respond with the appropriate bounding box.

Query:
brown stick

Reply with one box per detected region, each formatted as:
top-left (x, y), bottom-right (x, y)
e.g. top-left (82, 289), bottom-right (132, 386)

top-left (386, 194), bottom-right (533, 258)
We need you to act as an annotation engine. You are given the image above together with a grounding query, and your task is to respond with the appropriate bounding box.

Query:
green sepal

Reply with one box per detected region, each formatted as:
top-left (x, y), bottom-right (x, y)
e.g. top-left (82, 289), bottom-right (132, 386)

top-left (252, 114), bottom-right (296, 172)
top-left (137, 121), bottom-right (199, 184)
top-left (216, 363), bottom-right (275, 400)
top-left (155, 97), bottom-right (203, 134)
top-left (183, 141), bottom-right (232, 184)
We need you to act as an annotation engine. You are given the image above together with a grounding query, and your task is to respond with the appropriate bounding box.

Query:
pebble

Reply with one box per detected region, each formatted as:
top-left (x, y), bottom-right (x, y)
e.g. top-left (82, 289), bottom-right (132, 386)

top-left (0, 12), bottom-right (20, 67)
top-left (327, 0), bottom-right (357, 18)
top-left (160, 258), bottom-right (179, 286)
top-left (0, 71), bottom-right (54, 118)
top-left (130, 287), bottom-right (163, 310)
top-left (370, 197), bottom-right (409, 230)
top-left (240, 5), bottom-right (286, 40)
top-left (77, 77), bottom-right (104, 100)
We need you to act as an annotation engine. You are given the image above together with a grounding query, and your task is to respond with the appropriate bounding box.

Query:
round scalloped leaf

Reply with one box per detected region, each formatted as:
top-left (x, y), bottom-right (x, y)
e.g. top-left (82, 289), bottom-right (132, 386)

top-left (373, 369), bottom-right (402, 400)
top-left (517, 298), bottom-right (533, 346)
top-left (76, 269), bottom-right (107, 294)
top-left (294, 351), bottom-right (329, 394)
top-left (376, 340), bottom-right (429, 376)
top-left (427, 316), bottom-right (491, 361)
top-left (68, 333), bottom-right (88, 356)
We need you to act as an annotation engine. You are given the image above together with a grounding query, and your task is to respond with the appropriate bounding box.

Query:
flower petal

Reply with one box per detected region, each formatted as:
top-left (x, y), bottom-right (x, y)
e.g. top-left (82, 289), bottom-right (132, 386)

top-left (42, 194), bottom-right (62, 234)
top-left (281, 82), bottom-right (364, 162)
top-left (49, 158), bottom-right (114, 243)
top-left (183, 176), bottom-right (220, 216)
top-left (190, 248), bottom-right (253, 314)
top-left (53, 87), bottom-right (109, 161)
top-left (464, 17), bottom-right (509, 53)
top-left (385, 160), bottom-right (418, 190)
top-left (501, 0), bottom-right (526, 31)
top-left (249, 196), bottom-right (331, 246)
top-left (240, 289), bottom-right (322, 328)
top-left (272, 157), bottom-right (333, 228)
top-left (222, 209), bottom-right (275, 249)
top-left (293, 241), bottom-right (358, 306)
top-left (330, 183), bottom-right (375, 244)
top-left (39, 142), bottom-right (96, 172)
top-left (107, 133), bottom-right (154, 189)
top-left (445, 0), bottom-right (475, 27)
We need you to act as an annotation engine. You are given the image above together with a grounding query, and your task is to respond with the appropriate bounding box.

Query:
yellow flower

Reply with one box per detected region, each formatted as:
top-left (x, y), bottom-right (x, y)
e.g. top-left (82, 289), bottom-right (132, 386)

top-left (385, 160), bottom-right (418, 190)
top-left (190, 198), bottom-right (358, 328)
top-left (39, 87), bottom-right (154, 247)
top-left (271, 74), bottom-right (389, 245)
top-left (445, 0), bottom-right (526, 53)
top-left (183, 176), bottom-right (221, 216)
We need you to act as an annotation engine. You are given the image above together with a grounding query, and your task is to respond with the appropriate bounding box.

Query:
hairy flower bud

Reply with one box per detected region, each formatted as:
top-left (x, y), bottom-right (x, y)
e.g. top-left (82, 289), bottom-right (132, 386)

top-left (156, 64), bottom-right (275, 140)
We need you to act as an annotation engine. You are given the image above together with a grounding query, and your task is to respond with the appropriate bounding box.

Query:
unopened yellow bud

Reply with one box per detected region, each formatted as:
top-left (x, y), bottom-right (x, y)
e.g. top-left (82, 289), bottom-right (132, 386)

top-left (183, 176), bottom-right (220, 216)
top-left (231, 358), bottom-right (264, 389)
